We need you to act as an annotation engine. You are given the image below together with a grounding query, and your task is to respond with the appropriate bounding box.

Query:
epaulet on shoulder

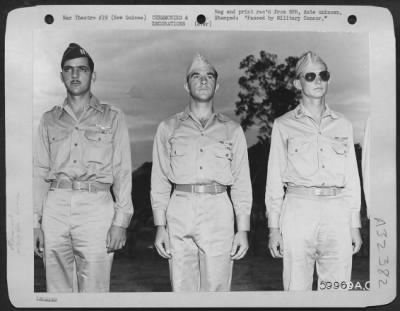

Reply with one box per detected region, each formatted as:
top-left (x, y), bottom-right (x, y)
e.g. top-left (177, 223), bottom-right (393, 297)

top-left (162, 112), bottom-right (183, 128)
top-left (218, 113), bottom-right (241, 132)
top-left (335, 111), bottom-right (346, 120)
top-left (274, 110), bottom-right (294, 124)
top-left (45, 105), bottom-right (62, 118)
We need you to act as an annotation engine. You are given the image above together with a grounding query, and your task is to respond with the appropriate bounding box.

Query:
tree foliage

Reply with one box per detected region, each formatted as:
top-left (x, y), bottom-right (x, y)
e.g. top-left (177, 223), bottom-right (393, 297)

top-left (235, 51), bottom-right (301, 143)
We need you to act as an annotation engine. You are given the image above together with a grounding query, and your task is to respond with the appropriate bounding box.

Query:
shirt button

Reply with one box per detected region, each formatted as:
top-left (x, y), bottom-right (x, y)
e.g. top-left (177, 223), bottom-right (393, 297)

top-left (201, 133), bottom-right (204, 136)
top-left (295, 149), bottom-right (298, 152)
top-left (74, 143), bottom-right (78, 147)
top-left (322, 165), bottom-right (325, 168)
top-left (321, 182), bottom-right (326, 186)
top-left (75, 126), bottom-right (79, 130)
top-left (318, 131), bottom-right (322, 134)
top-left (200, 148), bottom-right (203, 152)
top-left (320, 148), bottom-right (323, 152)
top-left (200, 166), bottom-right (203, 170)
top-left (98, 138), bottom-right (101, 141)
top-left (73, 160), bottom-right (77, 163)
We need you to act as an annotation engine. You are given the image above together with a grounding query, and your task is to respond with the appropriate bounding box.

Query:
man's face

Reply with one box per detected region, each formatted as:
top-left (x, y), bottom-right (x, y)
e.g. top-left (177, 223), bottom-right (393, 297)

top-left (60, 57), bottom-right (94, 97)
top-left (295, 61), bottom-right (329, 99)
top-left (185, 67), bottom-right (219, 102)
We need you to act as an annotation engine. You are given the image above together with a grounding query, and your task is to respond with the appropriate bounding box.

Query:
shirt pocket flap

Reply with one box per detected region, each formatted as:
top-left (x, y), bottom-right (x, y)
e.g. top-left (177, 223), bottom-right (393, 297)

top-left (331, 142), bottom-right (348, 155)
top-left (49, 129), bottom-right (69, 143)
top-left (84, 130), bottom-right (112, 143)
top-left (214, 146), bottom-right (233, 160)
top-left (288, 139), bottom-right (311, 154)
top-left (171, 143), bottom-right (187, 156)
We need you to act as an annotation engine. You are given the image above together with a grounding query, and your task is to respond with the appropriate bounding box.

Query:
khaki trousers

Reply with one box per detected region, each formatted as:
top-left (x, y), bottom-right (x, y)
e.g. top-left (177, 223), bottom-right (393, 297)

top-left (42, 189), bottom-right (114, 292)
top-left (166, 191), bottom-right (234, 292)
top-left (281, 193), bottom-right (353, 291)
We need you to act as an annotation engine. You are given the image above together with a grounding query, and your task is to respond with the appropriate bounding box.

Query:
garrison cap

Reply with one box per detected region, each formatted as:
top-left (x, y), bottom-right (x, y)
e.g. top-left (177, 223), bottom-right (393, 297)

top-left (186, 53), bottom-right (218, 80)
top-left (61, 43), bottom-right (94, 71)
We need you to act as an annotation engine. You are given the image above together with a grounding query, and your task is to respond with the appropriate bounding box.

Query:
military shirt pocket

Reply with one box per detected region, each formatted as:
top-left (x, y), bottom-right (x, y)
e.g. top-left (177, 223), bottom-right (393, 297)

top-left (288, 139), bottom-right (311, 155)
top-left (329, 138), bottom-right (349, 175)
top-left (49, 129), bottom-right (69, 144)
top-left (287, 137), bottom-right (317, 177)
top-left (84, 130), bottom-right (112, 144)
top-left (331, 140), bottom-right (348, 155)
top-left (169, 140), bottom-right (191, 180)
top-left (170, 143), bottom-right (187, 157)
top-left (48, 128), bottom-right (70, 161)
top-left (214, 145), bottom-right (233, 161)
top-left (84, 130), bottom-right (113, 164)
top-left (212, 141), bottom-right (233, 176)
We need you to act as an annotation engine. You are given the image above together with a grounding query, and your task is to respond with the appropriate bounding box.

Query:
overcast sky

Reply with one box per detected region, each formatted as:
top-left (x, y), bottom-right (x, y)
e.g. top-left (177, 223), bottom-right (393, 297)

top-left (33, 29), bottom-right (370, 169)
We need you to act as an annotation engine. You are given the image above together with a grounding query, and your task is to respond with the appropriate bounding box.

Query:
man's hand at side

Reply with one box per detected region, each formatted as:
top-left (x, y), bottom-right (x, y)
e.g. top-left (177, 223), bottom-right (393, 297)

top-left (230, 231), bottom-right (249, 260)
top-left (154, 226), bottom-right (171, 259)
top-left (268, 228), bottom-right (284, 258)
top-left (107, 225), bottom-right (127, 253)
top-left (34, 228), bottom-right (44, 258)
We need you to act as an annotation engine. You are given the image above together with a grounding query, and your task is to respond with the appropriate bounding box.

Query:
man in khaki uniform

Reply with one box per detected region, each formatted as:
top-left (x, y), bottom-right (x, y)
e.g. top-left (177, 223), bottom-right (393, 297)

top-left (33, 43), bottom-right (133, 292)
top-left (151, 54), bottom-right (252, 292)
top-left (266, 51), bottom-right (362, 291)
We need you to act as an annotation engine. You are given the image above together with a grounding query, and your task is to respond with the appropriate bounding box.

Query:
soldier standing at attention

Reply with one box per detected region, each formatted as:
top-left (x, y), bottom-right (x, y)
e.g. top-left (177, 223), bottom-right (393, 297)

top-left (151, 54), bottom-right (252, 292)
top-left (266, 51), bottom-right (362, 291)
top-left (33, 43), bottom-right (133, 292)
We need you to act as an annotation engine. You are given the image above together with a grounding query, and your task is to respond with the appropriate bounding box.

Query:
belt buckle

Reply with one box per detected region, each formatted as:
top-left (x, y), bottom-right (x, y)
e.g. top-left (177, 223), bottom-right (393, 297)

top-left (196, 184), bottom-right (205, 193)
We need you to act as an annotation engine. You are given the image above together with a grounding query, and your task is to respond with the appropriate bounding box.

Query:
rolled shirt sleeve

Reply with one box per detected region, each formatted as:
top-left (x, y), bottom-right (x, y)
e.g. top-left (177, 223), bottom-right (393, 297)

top-left (265, 120), bottom-right (287, 229)
top-left (150, 122), bottom-right (172, 226)
top-left (33, 115), bottom-right (52, 229)
top-left (230, 126), bottom-right (253, 231)
top-left (111, 110), bottom-right (134, 228)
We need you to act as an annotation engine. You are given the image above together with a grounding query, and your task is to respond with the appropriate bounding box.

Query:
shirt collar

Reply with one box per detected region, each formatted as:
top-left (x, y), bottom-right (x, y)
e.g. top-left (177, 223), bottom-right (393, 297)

top-left (179, 106), bottom-right (229, 123)
top-left (58, 94), bottom-right (103, 119)
top-left (323, 104), bottom-right (339, 119)
top-left (294, 103), bottom-right (339, 120)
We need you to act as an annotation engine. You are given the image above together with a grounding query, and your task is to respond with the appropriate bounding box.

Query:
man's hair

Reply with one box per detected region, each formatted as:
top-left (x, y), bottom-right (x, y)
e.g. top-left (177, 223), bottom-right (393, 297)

top-left (186, 70), bottom-right (218, 83)
top-left (295, 51), bottom-right (327, 78)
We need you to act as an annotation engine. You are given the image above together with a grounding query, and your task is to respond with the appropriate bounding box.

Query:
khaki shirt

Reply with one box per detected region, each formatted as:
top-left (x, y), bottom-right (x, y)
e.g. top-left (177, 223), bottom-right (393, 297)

top-left (33, 95), bottom-right (133, 229)
top-left (151, 107), bottom-right (252, 231)
top-left (265, 104), bottom-right (361, 228)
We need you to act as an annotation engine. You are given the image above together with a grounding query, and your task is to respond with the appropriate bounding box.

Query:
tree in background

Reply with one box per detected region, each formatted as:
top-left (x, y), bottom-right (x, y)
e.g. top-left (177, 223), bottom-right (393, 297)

top-left (235, 51), bottom-right (301, 254)
top-left (235, 51), bottom-right (300, 144)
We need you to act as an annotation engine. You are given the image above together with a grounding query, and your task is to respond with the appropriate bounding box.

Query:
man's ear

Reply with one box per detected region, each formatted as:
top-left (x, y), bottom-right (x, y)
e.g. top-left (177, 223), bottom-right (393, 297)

top-left (215, 83), bottom-right (220, 92)
top-left (184, 82), bottom-right (189, 94)
top-left (91, 71), bottom-right (96, 83)
top-left (60, 72), bottom-right (64, 84)
top-left (293, 79), bottom-right (302, 91)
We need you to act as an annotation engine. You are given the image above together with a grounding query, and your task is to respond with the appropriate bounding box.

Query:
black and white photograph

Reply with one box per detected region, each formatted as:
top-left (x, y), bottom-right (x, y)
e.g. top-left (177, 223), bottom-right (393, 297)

top-left (5, 5), bottom-right (396, 308)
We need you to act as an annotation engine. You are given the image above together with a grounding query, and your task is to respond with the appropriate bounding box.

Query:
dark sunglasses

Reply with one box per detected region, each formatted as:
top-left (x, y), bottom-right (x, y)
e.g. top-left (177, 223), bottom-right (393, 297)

top-left (300, 70), bottom-right (330, 82)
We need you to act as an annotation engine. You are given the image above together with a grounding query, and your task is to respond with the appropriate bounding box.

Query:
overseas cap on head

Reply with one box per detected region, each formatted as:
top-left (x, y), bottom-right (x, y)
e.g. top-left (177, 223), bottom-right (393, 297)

top-left (61, 43), bottom-right (94, 71)
top-left (186, 53), bottom-right (218, 80)
top-left (295, 51), bottom-right (327, 78)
